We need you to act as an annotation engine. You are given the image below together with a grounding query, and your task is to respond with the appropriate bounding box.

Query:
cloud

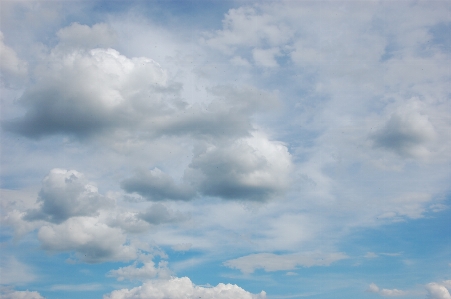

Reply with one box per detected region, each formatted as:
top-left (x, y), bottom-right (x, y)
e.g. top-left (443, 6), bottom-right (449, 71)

top-left (0, 257), bottom-right (36, 285)
top-left (56, 22), bottom-right (117, 50)
top-left (50, 283), bottom-right (103, 291)
top-left (252, 47), bottom-right (280, 67)
top-left (224, 252), bottom-right (348, 274)
top-left (185, 132), bottom-right (292, 201)
top-left (37, 216), bottom-right (136, 263)
top-left (205, 6), bottom-right (293, 54)
top-left (426, 282), bottom-right (451, 299)
top-left (371, 103), bottom-right (436, 158)
top-left (138, 203), bottom-right (188, 225)
top-left (25, 169), bottom-right (114, 223)
top-left (2, 46), bottom-right (171, 138)
top-left (366, 283), bottom-right (408, 296)
top-left (107, 260), bottom-right (171, 281)
top-left (121, 168), bottom-right (195, 201)
top-left (0, 31), bottom-right (28, 84)
top-left (0, 290), bottom-right (44, 299)
top-left (103, 276), bottom-right (266, 299)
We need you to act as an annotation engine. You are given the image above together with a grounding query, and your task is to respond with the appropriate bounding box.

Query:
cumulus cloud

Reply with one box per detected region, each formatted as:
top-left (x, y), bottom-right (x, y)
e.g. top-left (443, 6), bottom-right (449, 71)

top-left (366, 283), bottom-right (408, 296)
top-left (224, 252), bottom-right (348, 274)
top-left (122, 132), bottom-right (292, 202)
top-left (103, 277), bottom-right (266, 299)
top-left (25, 168), bottom-right (114, 223)
top-left (185, 132), bottom-right (292, 201)
top-left (2, 46), bottom-right (172, 138)
top-left (426, 282), bottom-right (451, 299)
top-left (371, 101), bottom-right (436, 158)
top-left (0, 290), bottom-right (44, 299)
top-left (38, 216), bottom-right (136, 263)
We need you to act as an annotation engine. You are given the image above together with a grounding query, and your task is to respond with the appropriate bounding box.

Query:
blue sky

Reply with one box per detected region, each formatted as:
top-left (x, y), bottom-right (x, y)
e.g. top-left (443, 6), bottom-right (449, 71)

top-left (0, 0), bottom-right (450, 298)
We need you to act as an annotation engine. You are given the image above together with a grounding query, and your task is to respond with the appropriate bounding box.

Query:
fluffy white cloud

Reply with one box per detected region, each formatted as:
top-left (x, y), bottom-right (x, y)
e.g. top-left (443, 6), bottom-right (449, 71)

top-left (426, 282), bottom-right (451, 299)
top-left (25, 169), bottom-right (114, 223)
top-left (224, 252), bottom-right (348, 274)
top-left (0, 290), bottom-right (44, 299)
top-left (38, 216), bottom-right (136, 263)
top-left (103, 277), bottom-right (266, 299)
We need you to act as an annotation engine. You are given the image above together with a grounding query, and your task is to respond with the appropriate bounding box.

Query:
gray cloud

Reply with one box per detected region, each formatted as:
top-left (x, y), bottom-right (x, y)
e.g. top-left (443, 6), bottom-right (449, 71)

top-left (121, 168), bottom-right (195, 201)
top-left (25, 169), bottom-right (114, 223)
top-left (372, 107), bottom-right (436, 158)
top-left (138, 203), bottom-right (188, 225)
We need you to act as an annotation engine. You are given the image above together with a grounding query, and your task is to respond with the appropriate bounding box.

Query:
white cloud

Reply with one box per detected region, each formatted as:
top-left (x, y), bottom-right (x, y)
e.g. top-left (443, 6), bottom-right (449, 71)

top-left (25, 168), bottom-right (114, 223)
top-left (366, 283), bottom-right (408, 296)
top-left (224, 252), bottom-right (348, 274)
top-left (0, 290), bottom-right (44, 299)
top-left (252, 48), bottom-right (280, 67)
top-left (426, 282), bottom-right (451, 299)
top-left (38, 216), bottom-right (136, 263)
top-left (3, 46), bottom-right (170, 138)
top-left (107, 260), bottom-right (171, 281)
top-left (103, 277), bottom-right (266, 299)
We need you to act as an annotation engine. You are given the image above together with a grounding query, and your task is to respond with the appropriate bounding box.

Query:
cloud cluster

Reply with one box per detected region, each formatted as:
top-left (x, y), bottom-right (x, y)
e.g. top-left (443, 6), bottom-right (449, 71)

top-left (103, 277), bottom-right (266, 299)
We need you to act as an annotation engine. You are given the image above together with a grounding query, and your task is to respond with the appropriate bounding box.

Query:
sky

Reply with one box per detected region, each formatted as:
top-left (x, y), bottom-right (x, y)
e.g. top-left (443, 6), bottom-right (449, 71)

top-left (0, 0), bottom-right (450, 298)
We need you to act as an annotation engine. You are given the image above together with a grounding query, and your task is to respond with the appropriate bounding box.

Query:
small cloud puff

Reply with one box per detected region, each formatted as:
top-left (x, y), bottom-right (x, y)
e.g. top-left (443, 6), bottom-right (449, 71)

top-left (103, 277), bottom-right (266, 299)
top-left (366, 283), bottom-right (408, 296)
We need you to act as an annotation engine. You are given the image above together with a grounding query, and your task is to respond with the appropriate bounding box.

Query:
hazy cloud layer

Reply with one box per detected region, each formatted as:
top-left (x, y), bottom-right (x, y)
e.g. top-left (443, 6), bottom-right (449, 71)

top-left (0, 291), bottom-right (44, 299)
top-left (224, 252), bottom-right (348, 274)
